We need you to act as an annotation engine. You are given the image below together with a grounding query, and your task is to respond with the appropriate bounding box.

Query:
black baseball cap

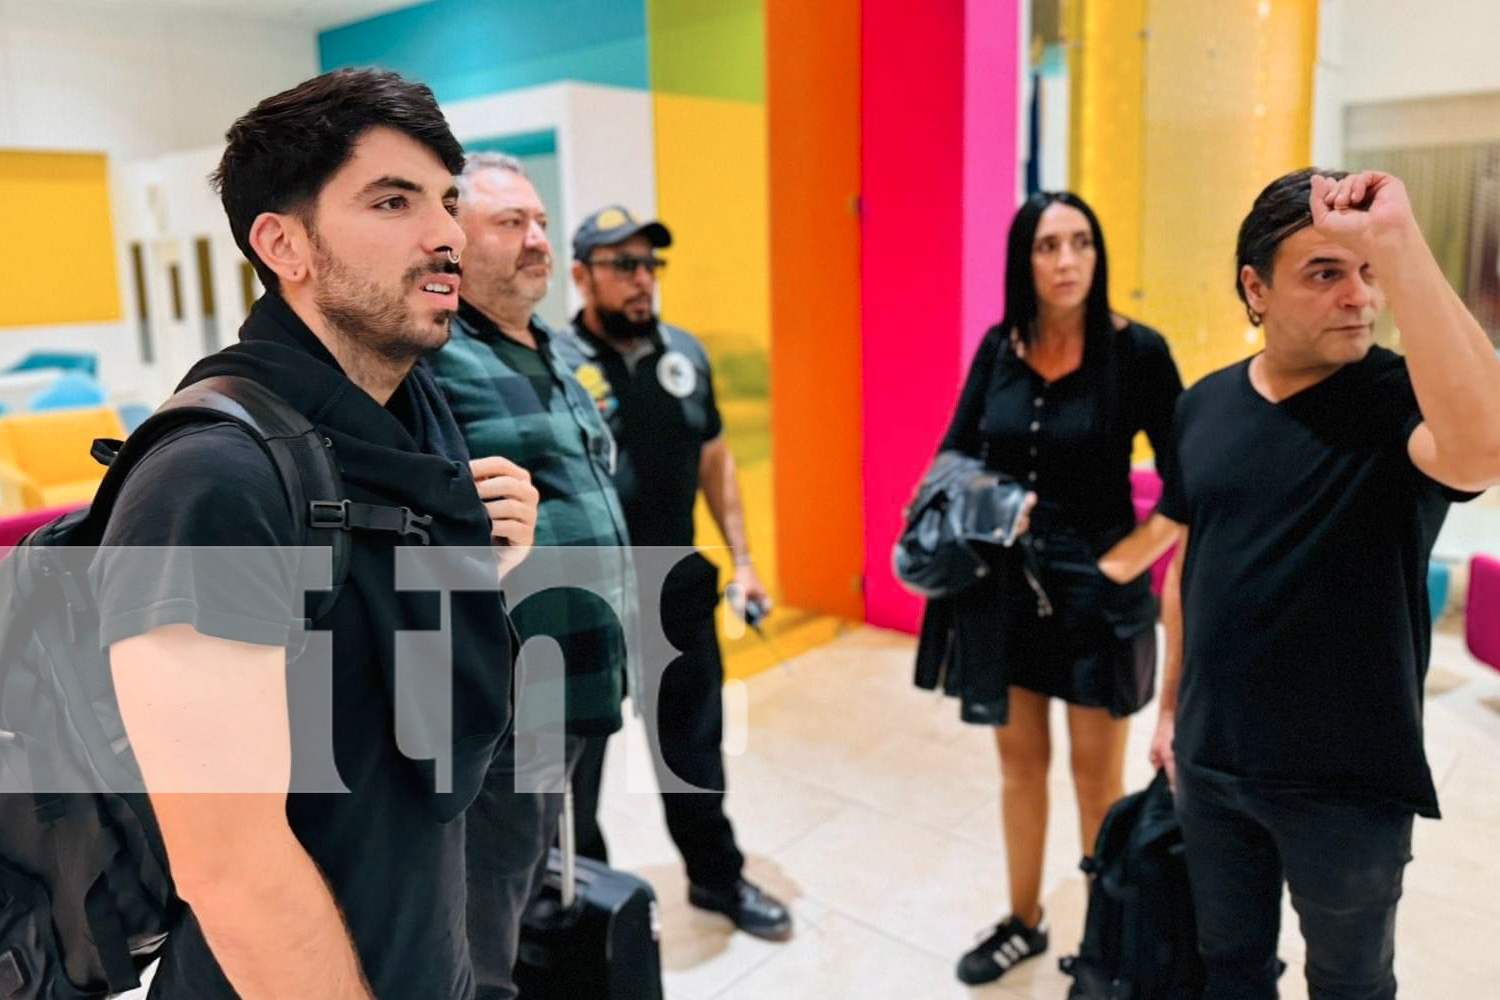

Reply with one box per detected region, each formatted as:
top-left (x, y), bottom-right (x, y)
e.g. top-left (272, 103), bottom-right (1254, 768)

top-left (572, 205), bottom-right (673, 261)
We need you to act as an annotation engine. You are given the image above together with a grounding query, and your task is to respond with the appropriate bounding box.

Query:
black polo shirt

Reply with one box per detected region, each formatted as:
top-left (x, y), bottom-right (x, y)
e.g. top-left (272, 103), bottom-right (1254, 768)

top-left (554, 317), bottom-right (722, 549)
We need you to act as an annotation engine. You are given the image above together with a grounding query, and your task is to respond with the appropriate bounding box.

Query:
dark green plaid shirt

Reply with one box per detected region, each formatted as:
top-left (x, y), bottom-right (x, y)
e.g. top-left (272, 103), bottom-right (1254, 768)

top-left (430, 303), bottom-right (632, 735)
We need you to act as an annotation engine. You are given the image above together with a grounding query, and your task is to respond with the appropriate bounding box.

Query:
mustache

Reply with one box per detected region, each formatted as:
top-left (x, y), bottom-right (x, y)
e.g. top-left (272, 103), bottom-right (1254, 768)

top-left (405, 258), bottom-right (462, 284)
top-left (516, 252), bottom-right (551, 269)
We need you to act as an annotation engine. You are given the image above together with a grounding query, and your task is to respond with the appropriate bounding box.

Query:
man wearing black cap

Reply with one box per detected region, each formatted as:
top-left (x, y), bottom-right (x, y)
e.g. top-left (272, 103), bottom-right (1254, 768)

top-left (553, 206), bottom-right (792, 942)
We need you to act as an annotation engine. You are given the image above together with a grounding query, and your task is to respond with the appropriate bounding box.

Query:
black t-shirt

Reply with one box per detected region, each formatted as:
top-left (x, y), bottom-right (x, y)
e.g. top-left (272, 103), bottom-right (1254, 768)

top-left (555, 319), bottom-right (722, 549)
top-left (1159, 347), bottom-right (1478, 817)
top-left (942, 321), bottom-right (1182, 542)
top-left (93, 426), bottom-right (476, 1000)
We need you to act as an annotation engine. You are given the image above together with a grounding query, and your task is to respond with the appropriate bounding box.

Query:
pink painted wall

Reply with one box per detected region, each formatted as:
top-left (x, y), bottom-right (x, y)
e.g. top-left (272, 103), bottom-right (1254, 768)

top-left (861, 0), bottom-right (1020, 632)
top-left (962, 0), bottom-right (1018, 362)
top-left (860, 0), bottom-right (963, 633)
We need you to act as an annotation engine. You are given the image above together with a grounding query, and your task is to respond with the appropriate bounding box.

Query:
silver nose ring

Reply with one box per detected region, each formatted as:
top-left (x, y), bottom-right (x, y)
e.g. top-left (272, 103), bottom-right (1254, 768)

top-left (446, 249), bottom-right (461, 265)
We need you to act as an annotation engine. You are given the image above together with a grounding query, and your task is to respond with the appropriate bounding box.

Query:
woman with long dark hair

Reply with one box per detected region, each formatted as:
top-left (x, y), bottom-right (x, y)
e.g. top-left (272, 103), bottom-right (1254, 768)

top-left (919, 191), bottom-right (1183, 985)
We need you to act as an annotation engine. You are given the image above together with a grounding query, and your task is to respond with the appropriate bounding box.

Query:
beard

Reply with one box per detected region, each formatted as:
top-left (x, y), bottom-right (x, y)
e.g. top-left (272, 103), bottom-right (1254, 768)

top-left (596, 304), bottom-right (658, 343)
top-left (486, 249), bottom-right (551, 310)
top-left (310, 234), bottom-right (460, 363)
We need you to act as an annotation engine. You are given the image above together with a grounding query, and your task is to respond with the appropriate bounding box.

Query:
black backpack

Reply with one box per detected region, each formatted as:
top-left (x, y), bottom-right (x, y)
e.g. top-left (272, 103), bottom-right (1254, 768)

top-left (1060, 771), bottom-right (1206, 1000)
top-left (0, 375), bottom-right (361, 1000)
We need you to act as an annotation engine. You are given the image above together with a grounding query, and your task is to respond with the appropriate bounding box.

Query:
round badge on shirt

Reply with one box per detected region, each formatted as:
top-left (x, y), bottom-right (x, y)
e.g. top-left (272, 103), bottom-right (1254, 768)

top-left (657, 351), bottom-right (697, 399)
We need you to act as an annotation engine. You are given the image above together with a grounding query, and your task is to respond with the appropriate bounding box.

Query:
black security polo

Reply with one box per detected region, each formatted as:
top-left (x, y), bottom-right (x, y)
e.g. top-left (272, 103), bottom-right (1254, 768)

top-left (556, 318), bottom-right (723, 550)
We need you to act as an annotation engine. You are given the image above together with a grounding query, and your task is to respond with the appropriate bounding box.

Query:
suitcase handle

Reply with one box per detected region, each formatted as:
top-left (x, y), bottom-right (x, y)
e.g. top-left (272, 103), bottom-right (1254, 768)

top-left (560, 782), bottom-right (577, 909)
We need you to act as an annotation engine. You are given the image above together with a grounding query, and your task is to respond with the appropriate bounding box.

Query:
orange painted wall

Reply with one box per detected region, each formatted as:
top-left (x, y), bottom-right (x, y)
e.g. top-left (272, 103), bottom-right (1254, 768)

top-left (765, 0), bottom-right (863, 619)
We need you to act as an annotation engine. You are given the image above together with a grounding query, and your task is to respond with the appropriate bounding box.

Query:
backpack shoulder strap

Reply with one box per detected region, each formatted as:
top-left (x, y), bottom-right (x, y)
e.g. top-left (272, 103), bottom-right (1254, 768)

top-left (87, 375), bottom-right (351, 623)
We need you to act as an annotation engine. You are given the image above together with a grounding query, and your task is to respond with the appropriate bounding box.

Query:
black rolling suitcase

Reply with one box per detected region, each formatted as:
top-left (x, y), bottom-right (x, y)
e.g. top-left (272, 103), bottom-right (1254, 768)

top-left (514, 785), bottom-right (665, 999)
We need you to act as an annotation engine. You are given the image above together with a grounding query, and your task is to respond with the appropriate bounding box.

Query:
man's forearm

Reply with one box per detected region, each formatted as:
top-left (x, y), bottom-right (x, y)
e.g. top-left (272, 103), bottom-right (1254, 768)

top-left (1375, 225), bottom-right (1500, 464)
top-left (1158, 542), bottom-right (1186, 714)
top-left (182, 822), bottom-right (374, 1000)
top-left (701, 444), bottom-right (751, 560)
top-left (113, 630), bottom-right (374, 999)
top-left (1098, 513), bottom-right (1178, 583)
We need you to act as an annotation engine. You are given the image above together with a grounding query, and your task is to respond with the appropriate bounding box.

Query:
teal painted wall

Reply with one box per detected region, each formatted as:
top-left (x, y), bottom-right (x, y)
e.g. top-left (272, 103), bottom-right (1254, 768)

top-left (465, 129), bottom-right (557, 158)
top-left (319, 0), bottom-right (650, 100)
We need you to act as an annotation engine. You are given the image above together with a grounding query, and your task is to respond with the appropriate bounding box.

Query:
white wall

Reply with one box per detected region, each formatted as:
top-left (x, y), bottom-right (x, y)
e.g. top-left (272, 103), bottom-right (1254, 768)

top-left (1336, 0), bottom-right (1500, 106)
top-left (112, 146), bottom-right (257, 404)
top-left (0, 0), bottom-right (318, 157)
top-left (1313, 0), bottom-right (1500, 165)
top-left (0, 0), bottom-right (318, 404)
top-left (1314, 0), bottom-right (1500, 564)
top-left (1310, 0), bottom-right (1346, 168)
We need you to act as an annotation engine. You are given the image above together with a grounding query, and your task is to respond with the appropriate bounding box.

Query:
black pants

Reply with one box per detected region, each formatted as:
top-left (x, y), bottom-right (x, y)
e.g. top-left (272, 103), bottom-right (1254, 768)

top-left (466, 734), bottom-right (586, 1000)
top-left (572, 604), bottom-right (745, 890)
top-left (1175, 768), bottom-right (1414, 1000)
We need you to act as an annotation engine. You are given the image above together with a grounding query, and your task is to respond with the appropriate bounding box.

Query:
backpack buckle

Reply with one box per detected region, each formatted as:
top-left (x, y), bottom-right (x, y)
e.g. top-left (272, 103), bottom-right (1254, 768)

top-left (309, 500), bottom-right (350, 530)
top-left (309, 500), bottom-right (431, 544)
top-left (400, 508), bottom-right (433, 545)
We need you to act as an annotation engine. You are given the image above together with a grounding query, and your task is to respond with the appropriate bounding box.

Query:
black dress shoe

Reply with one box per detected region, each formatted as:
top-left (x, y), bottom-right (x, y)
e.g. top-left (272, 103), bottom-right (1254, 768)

top-left (687, 878), bottom-right (794, 942)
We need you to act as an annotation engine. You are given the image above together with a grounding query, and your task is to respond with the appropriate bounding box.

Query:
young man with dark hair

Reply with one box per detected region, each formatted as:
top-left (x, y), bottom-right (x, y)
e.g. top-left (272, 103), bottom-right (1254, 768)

top-left (1150, 169), bottom-right (1500, 999)
top-left (429, 154), bottom-right (633, 1000)
top-left (98, 68), bottom-right (537, 1000)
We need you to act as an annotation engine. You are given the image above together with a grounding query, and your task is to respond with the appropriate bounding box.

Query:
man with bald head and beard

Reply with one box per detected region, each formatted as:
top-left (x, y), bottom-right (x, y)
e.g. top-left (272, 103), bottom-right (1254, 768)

top-left (553, 207), bottom-right (792, 942)
top-left (429, 154), bottom-right (635, 1000)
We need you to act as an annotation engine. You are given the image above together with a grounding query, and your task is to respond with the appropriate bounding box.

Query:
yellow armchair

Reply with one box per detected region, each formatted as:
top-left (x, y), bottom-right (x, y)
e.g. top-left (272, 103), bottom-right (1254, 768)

top-left (0, 407), bottom-right (126, 514)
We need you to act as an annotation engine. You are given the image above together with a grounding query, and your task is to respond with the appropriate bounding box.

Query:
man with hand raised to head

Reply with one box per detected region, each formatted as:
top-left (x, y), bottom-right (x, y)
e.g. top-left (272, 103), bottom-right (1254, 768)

top-left (1144, 169), bottom-right (1500, 1000)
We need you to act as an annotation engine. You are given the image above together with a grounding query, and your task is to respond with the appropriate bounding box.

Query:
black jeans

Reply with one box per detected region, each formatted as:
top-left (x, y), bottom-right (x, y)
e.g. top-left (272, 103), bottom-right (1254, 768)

top-left (467, 733), bottom-right (586, 1000)
top-left (571, 603), bottom-right (745, 890)
top-left (1175, 768), bottom-right (1414, 1000)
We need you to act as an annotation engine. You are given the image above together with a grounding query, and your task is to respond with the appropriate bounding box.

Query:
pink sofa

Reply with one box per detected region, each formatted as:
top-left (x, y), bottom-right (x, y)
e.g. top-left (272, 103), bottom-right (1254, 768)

top-left (1130, 468), bottom-right (1176, 596)
top-left (1467, 555), bottom-right (1500, 673)
top-left (0, 503), bottom-right (85, 548)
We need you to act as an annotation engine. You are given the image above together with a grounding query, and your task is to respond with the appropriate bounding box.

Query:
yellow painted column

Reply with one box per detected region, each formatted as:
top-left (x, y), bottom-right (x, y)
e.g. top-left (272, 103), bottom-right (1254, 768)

top-left (1069, 0), bottom-right (1148, 308)
top-left (1137, 0), bottom-right (1318, 383)
top-left (1068, 0), bottom-right (1319, 416)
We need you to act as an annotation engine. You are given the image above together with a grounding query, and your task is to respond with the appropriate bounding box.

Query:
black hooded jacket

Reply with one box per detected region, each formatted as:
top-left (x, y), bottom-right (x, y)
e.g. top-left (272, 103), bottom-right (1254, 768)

top-left (93, 292), bottom-right (513, 1000)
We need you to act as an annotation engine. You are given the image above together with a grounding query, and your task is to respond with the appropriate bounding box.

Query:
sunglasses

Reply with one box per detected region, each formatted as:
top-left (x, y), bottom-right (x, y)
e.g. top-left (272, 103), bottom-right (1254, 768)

top-left (587, 255), bottom-right (667, 277)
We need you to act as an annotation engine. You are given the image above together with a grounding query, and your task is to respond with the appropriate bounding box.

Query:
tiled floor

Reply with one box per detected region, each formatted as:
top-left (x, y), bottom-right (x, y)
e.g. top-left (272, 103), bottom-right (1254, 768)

top-left (118, 623), bottom-right (1500, 998)
top-left (595, 624), bottom-right (1500, 1000)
